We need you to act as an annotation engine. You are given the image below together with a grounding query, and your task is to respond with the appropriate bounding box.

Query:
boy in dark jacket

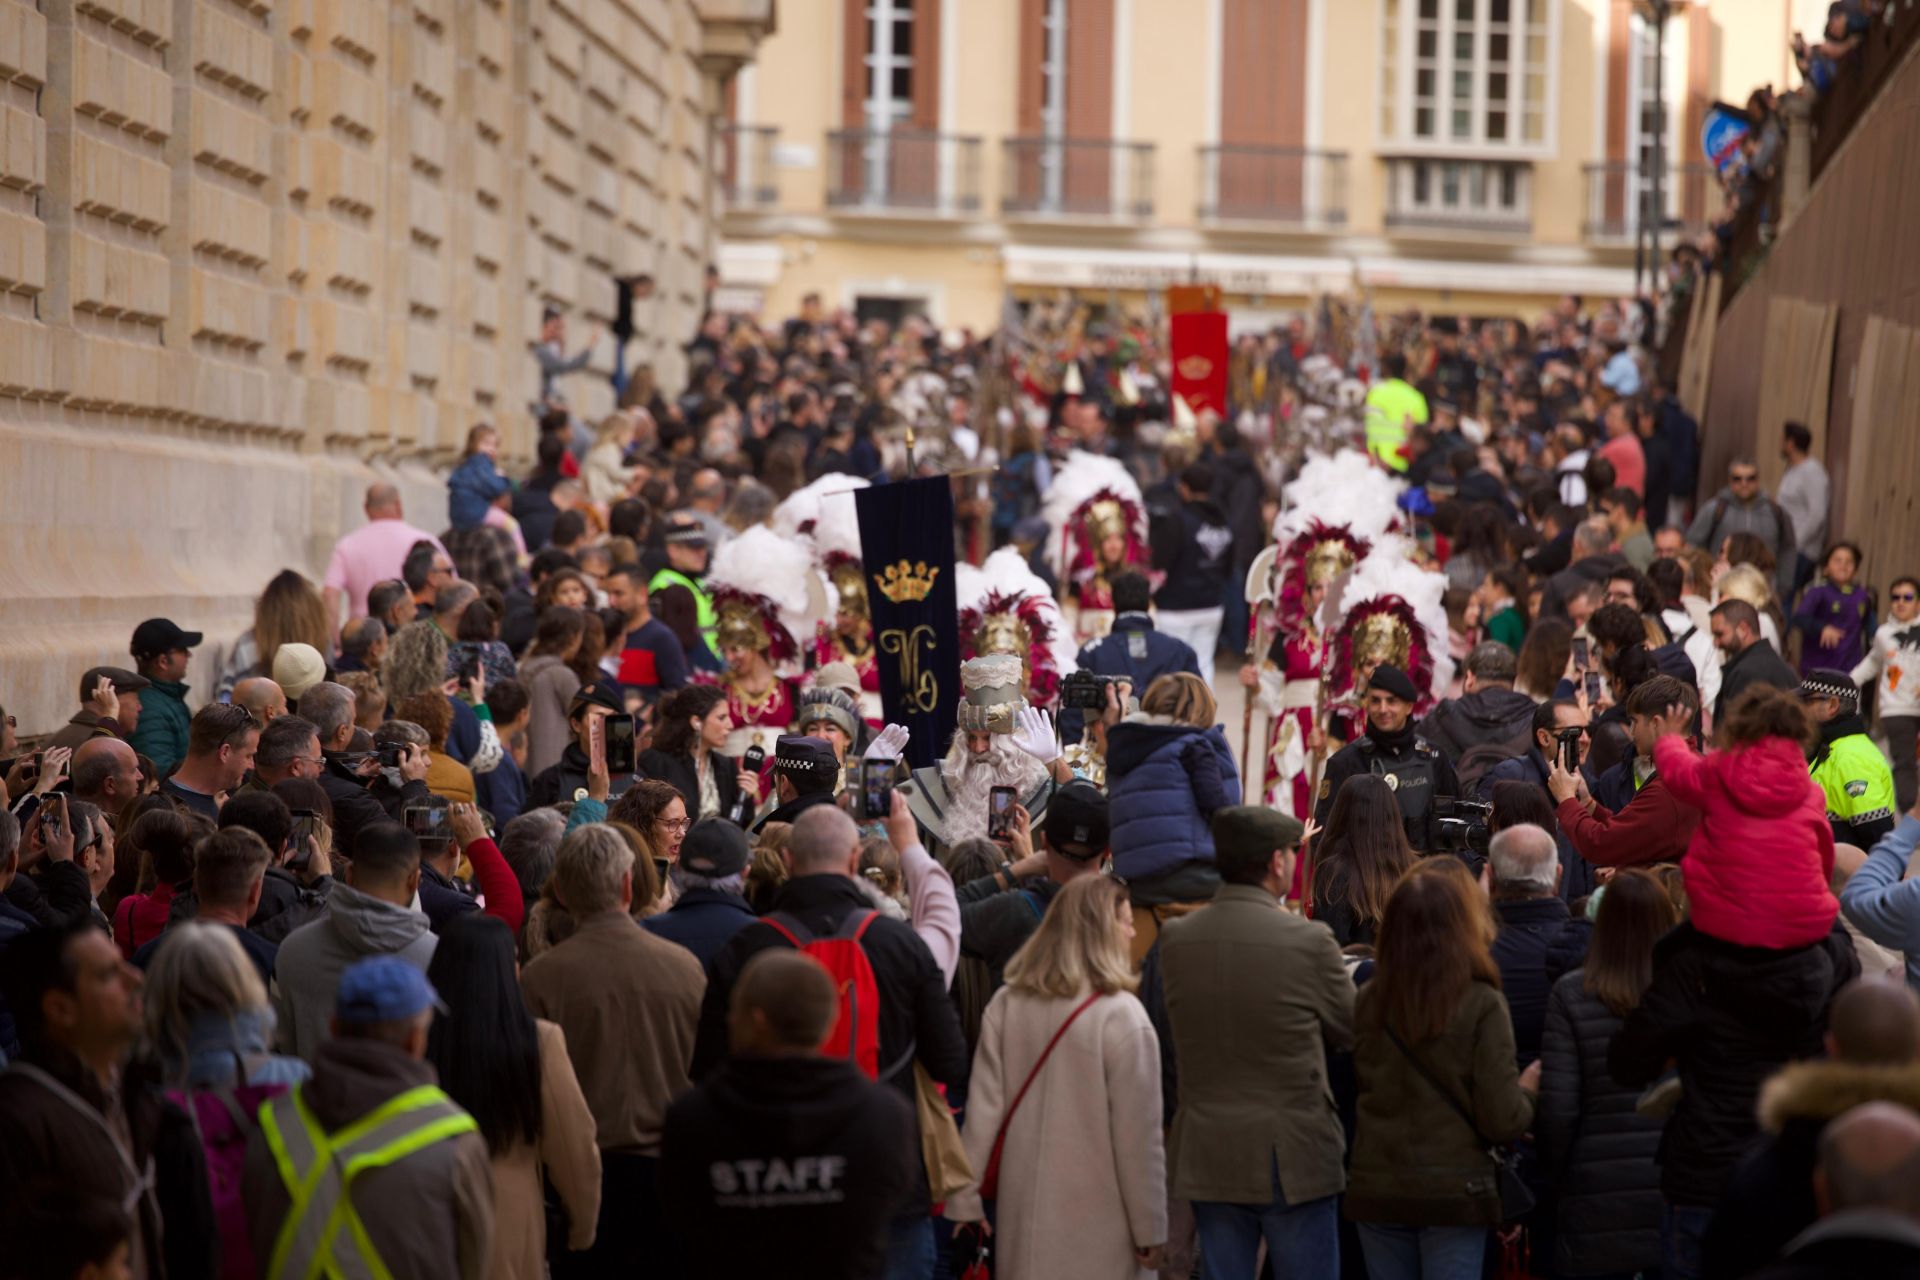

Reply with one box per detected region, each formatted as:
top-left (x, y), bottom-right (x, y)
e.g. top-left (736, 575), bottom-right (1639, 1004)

top-left (663, 948), bottom-right (915, 1280)
top-left (1147, 462), bottom-right (1234, 685)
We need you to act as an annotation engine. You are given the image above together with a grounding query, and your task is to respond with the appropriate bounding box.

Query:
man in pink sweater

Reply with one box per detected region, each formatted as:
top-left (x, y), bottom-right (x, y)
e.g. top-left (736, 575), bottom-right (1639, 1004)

top-left (1597, 399), bottom-right (1647, 497)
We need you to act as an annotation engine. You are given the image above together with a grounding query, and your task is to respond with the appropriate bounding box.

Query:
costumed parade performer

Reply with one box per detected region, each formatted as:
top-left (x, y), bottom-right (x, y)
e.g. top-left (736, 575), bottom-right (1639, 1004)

top-left (1040, 450), bottom-right (1149, 644)
top-left (1239, 448), bottom-right (1405, 812)
top-left (955, 547), bottom-right (1079, 716)
top-left (697, 525), bottom-right (825, 756)
top-left (896, 655), bottom-right (1071, 857)
top-left (773, 473), bottom-right (884, 726)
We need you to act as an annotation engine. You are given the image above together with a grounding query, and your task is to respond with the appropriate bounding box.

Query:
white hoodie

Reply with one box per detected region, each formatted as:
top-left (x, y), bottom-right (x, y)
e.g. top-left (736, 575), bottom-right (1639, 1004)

top-left (1854, 618), bottom-right (1920, 719)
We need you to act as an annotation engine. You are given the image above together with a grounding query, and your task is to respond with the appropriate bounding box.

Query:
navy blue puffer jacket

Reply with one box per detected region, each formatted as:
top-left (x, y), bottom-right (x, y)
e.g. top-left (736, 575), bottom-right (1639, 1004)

top-left (1106, 718), bottom-right (1241, 882)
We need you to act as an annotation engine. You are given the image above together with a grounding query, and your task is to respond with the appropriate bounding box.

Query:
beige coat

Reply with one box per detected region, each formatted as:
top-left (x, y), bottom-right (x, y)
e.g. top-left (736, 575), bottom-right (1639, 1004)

top-left (486, 1020), bottom-right (603, 1280)
top-left (947, 987), bottom-right (1167, 1280)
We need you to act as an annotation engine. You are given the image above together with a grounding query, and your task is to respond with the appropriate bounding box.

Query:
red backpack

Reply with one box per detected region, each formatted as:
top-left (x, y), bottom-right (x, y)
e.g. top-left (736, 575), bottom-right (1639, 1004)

top-left (762, 910), bottom-right (883, 1078)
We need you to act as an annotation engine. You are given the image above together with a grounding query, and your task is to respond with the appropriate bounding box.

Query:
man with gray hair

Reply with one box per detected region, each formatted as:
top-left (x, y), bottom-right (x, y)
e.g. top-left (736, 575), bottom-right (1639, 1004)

top-left (497, 807), bottom-right (565, 906)
top-left (1741, 1102), bottom-right (1920, 1278)
top-left (641, 818), bottom-right (757, 968)
top-left (691, 804), bottom-right (971, 1269)
top-left (69, 737), bottom-right (142, 820)
top-left (520, 823), bottom-right (704, 1277)
top-left (1541, 516), bottom-right (1631, 622)
top-left (1420, 639), bottom-right (1538, 769)
top-left (308, 681), bottom-right (411, 857)
top-left (1487, 822), bottom-right (1591, 1066)
top-left (245, 715), bottom-right (324, 793)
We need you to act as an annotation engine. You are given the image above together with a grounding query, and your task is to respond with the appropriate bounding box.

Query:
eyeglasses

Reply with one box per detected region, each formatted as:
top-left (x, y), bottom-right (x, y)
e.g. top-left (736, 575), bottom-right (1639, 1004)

top-left (1730, 472), bottom-right (1759, 484)
top-left (656, 817), bottom-right (692, 833)
top-left (1895, 593), bottom-right (1918, 602)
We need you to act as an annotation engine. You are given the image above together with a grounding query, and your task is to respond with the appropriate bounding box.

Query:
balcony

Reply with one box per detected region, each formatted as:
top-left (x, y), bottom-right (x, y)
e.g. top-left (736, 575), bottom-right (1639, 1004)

top-left (825, 130), bottom-right (983, 216)
top-left (1382, 157), bottom-right (1532, 236)
top-left (1002, 137), bottom-right (1154, 220)
top-left (718, 123), bottom-right (778, 212)
top-left (1198, 146), bottom-right (1349, 227)
top-left (1581, 162), bottom-right (1720, 244)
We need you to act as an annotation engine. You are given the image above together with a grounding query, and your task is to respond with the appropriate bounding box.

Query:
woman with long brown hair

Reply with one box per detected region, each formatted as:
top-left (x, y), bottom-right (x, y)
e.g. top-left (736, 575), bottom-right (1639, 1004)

top-left (215, 569), bottom-right (332, 701)
top-left (1307, 774), bottom-right (1415, 947)
top-left (1537, 868), bottom-right (1677, 1278)
top-left (519, 607), bottom-right (586, 776)
top-left (945, 874), bottom-right (1167, 1278)
top-left (1347, 860), bottom-right (1538, 1279)
top-left (1515, 615), bottom-right (1573, 702)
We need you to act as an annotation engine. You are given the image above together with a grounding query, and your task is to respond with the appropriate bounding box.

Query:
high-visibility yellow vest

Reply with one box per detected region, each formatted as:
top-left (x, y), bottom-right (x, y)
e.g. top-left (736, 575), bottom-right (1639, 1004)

top-left (649, 567), bottom-right (717, 647)
top-left (1363, 379), bottom-right (1428, 473)
top-left (259, 1082), bottom-right (477, 1280)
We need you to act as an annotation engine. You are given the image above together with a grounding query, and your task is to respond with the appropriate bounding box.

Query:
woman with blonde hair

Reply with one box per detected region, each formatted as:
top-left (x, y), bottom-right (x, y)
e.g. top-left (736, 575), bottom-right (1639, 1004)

top-left (1347, 860), bottom-right (1537, 1278)
top-left (337, 669), bottom-right (388, 731)
top-left (1105, 671), bottom-right (1240, 957)
top-left (384, 619), bottom-right (502, 773)
top-left (215, 569), bottom-right (332, 702)
top-left (145, 921), bottom-right (309, 1089)
top-left (947, 874), bottom-right (1168, 1278)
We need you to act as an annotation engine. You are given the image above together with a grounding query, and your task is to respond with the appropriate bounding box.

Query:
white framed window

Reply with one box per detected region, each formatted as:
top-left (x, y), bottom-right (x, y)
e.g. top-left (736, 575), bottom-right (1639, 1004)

top-left (1386, 157), bottom-right (1533, 230)
top-left (863, 0), bottom-right (915, 130)
top-left (1380, 0), bottom-right (1557, 156)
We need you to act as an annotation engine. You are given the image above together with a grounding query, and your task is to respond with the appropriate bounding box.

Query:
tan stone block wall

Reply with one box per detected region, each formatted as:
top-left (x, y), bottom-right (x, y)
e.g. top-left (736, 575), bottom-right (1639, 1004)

top-left (0, 0), bottom-right (734, 736)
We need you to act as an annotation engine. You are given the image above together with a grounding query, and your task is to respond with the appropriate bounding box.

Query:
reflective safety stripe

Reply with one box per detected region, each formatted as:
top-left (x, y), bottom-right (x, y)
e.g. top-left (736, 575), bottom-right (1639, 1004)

top-left (260, 1083), bottom-right (477, 1280)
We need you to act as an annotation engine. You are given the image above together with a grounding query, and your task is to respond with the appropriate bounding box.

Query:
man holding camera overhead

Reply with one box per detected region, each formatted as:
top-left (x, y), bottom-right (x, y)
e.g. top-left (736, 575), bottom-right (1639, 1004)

top-left (1313, 664), bottom-right (1460, 854)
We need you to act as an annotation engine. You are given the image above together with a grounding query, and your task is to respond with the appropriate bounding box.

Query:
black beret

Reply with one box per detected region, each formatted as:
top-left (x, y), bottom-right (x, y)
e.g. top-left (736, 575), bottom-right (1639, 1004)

top-left (1367, 663), bottom-right (1420, 704)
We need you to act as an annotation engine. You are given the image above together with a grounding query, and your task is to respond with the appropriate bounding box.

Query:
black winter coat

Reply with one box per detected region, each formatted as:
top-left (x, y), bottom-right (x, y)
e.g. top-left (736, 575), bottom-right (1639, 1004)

top-left (1490, 896), bottom-right (1591, 1067)
top-left (1419, 686), bottom-right (1537, 766)
top-left (1699, 1059), bottom-right (1920, 1280)
top-left (689, 874), bottom-right (970, 1212)
top-left (637, 746), bottom-right (742, 822)
top-left (1209, 446), bottom-right (1265, 568)
top-left (1538, 971), bottom-right (1666, 1278)
top-left (1608, 922), bottom-right (1859, 1206)
top-left (1148, 496), bottom-right (1234, 611)
top-left (319, 754), bottom-right (405, 857)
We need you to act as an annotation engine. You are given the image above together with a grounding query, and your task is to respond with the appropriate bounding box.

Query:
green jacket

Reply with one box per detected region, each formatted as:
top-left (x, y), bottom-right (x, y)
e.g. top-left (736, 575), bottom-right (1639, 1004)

top-left (1347, 981), bottom-right (1536, 1227)
top-left (1159, 884), bottom-right (1355, 1206)
top-left (126, 679), bottom-right (191, 774)
top-left (1811, 728), bottom-right (1897, 849)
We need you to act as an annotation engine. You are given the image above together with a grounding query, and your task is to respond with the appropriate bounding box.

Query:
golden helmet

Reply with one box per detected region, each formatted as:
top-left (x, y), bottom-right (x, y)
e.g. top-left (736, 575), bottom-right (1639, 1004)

top-left (829, 559), bottom-right (868, 622)
top-left (714, 598), bottom-right (771, 655)
top-left (1352, 612), bottom-right (1412, 676)
top-left (1304, 538), bottom-right (1357, 588)
top-left (1082, 498), bottom-right (1129, 546)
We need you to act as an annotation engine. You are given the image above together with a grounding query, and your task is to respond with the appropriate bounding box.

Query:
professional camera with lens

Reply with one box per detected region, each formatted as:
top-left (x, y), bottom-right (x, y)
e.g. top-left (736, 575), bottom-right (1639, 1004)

top-left (1061, 670), bottom-right (1123, 711)
top-left (1433, 797), bottom-right (1493, 857)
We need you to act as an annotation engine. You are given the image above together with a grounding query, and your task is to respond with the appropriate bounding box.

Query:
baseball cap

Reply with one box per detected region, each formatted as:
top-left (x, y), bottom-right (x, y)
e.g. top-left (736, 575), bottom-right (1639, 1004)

top-left (271, 643), bottom-right (328, 701)
top-left (681, 819), bottom-right (750, 878)
top-left (78, 666), bottom-right (149, 703)
top-left (131, 618), bottom-right (203, 659)
top-left (334, 957), bottom-right (446, 1025)
top-left (570, 682), bottom-right (625, 717)
top-left (1042, 781), bottom-right (1110, 858)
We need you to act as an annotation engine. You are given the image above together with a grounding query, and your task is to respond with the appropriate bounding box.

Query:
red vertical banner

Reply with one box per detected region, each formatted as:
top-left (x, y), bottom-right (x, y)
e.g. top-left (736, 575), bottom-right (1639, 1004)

top-left (1170, 310), bottom-right (1229, 417)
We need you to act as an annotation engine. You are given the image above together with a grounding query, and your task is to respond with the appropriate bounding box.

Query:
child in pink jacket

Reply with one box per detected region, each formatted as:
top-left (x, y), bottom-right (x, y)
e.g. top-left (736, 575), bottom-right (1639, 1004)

top-left (1653, 684), bottom-right (1838, 949)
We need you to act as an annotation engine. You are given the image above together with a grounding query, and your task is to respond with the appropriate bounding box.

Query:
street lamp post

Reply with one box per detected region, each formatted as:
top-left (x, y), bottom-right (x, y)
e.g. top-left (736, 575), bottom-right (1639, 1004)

top-left (1636, 0), bottom-right (1687, 299)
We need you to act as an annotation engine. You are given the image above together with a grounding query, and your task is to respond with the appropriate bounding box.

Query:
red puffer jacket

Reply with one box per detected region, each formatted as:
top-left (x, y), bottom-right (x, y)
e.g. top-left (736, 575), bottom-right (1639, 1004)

top-left (1654, 734), bottom-right (1837, 948)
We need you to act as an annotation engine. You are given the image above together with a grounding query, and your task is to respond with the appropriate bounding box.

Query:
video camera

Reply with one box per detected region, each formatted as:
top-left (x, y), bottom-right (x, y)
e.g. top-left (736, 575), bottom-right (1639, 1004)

top-left (1433, 797), bottom-right (1493, 857)
top-left (1061, 670), bottom-right (1126, 712)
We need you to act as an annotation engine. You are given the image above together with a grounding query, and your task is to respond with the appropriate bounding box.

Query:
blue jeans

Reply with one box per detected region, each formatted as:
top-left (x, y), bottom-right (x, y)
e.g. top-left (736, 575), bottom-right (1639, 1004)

top-left (1192, 1167), bottom-right (1338, 1280)
top-left (881, 1211), bottom-right (934, 1280)
top-left (1353, 1222), bottom-right (1486, 1280)
top-left (1663, 1202), bottom-right (1714, 1280)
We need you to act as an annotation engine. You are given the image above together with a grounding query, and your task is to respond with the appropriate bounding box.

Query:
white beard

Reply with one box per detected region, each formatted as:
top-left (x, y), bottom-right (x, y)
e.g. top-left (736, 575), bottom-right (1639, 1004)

top-left (938, 733), bottom-right (1051, 845)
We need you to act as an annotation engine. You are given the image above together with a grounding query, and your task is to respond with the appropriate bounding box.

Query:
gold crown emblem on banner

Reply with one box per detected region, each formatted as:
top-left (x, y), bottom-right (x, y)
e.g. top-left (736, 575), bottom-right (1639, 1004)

top-left (874, 560), bottom-right (940, 604)
top-left (1176, 354), bottom-right (1215, 379)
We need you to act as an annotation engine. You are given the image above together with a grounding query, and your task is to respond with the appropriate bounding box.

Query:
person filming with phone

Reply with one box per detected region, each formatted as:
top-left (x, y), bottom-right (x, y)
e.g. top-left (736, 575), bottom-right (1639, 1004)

top-left (954, 781), bottom-right (1110, 988)
top-left (527, 682), bottom-right (634, 810)
top-left (408, 797), bottom-right (526, 936)
top-left (1550, 675), bottom-right (1703, 872)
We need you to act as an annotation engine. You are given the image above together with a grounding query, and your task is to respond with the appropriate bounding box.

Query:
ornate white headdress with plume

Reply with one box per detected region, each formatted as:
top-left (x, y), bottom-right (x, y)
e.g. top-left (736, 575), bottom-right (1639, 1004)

top-left (1038, 450), bottom-right (1148, 580)
top-left (955, 548), bottom-right (1078, 708)
top-left (1274, 448), bottom-right (1404, 545)
top-left (704, 525), bottom-right (829, 673)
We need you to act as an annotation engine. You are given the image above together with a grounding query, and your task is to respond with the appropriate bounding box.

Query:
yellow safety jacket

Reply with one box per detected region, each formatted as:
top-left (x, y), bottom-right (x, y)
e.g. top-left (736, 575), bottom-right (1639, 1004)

top-left (259, 1083), bottom-right (477, 1280)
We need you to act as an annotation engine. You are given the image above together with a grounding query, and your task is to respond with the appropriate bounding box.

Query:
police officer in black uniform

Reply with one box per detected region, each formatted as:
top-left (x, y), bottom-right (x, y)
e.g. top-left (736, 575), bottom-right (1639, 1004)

top-left (1313, 663), bottom-right (1461, 853)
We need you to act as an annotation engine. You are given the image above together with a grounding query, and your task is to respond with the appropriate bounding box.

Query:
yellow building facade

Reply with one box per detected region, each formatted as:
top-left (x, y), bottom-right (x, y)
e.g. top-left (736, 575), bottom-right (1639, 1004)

top-left (720, 0), bottom-right (1823, 330)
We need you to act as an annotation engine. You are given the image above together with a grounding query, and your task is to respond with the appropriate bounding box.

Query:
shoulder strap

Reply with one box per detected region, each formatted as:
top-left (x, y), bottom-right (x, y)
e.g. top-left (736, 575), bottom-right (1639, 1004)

top-left (983, 992), bottom-right (1102, 1186)
top-left (761, 913), bottom-right (810, 947)
top-left (841, 909), bottom-right (879, 942)
top-left (1019, 889), bottom-right (1046, 921)
top-left (1384, 1025), bottom-right (1497, 1148)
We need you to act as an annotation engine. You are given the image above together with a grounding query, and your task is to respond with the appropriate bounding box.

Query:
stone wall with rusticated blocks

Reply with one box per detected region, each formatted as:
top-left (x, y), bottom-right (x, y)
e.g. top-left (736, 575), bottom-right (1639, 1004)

top-left (0, 0), bottom-right (749, 735)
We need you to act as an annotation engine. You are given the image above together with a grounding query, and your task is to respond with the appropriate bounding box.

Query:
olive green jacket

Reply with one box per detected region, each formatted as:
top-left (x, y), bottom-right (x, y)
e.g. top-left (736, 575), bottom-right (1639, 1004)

top-left (1159, 884), bottom-right (1355, 1205)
